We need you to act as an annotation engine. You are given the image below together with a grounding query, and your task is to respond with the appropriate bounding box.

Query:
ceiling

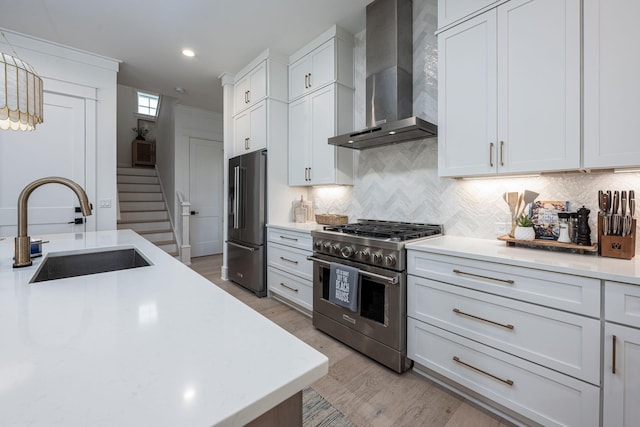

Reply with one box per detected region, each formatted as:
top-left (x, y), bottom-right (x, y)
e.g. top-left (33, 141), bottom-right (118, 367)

top-left (0, 0), bottom-right (373, 114)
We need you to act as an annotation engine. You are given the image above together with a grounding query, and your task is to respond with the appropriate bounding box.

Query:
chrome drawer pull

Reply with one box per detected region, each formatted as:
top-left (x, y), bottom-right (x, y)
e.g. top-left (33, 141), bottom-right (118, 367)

top-left (452, 269), bottom-right (514, 284)
top-left (280, 282), bottom-right (299, 293)
top-left (280, 256), bottom-right (299, 265)
top-left (453, 308), bottom-right (514, 330)
top-left (279, 235), bottom-right (298, 242)
top-left (453, 356), bottom-right (514, 386)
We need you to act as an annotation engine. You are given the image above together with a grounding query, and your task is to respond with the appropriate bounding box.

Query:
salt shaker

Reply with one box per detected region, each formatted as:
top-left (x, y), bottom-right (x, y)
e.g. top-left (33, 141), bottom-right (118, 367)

top-left (557, 212), bottom-right (571, 243)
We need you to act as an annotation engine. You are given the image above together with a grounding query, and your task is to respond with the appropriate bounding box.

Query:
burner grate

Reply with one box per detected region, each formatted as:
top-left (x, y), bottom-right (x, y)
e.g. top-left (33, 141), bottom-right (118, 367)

top-left (323, 220), bottom-right (442, 242)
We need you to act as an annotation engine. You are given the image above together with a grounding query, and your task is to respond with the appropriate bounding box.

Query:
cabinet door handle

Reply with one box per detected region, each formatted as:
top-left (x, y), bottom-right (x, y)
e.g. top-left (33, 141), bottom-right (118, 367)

top-left (280, 256), bottom-right (299, 265)
top-left (489, 142), bottom-right (494, 167)
top-left (244, 90), bottom-right (249, 103)
top-left (280, 282), bottom-right (299, 293)
top-left (247, 89), bottom-right (250, 103)
top-left (245, 137), bottom-right (250, 150)
top-left (307, 167), bottom-right (311, 181)
top-left (308, 73), bottom-right (312, 88)
top-left (500, 140), bottom-right (505, 166)
top-left (305, 73), bottom-right (309, 88)
top-left (452, 269), bottom-right (514, 284)
top-left (453, 356), bottom-right (514, 386)
top-left (612, 335), bottom-right (617, 374)
top-left (279, 235), bottom-right (298, 242)
top-left (453, 308), bottom-right (514, 330)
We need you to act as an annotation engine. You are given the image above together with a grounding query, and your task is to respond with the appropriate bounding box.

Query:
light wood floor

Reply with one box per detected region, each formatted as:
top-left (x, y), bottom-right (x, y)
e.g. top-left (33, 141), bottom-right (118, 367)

top-left (190, 255), bottom-right (514, 427)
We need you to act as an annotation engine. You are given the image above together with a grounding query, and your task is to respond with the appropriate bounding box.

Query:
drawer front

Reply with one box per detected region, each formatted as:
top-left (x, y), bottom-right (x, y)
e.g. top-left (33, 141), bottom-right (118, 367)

top-left (267, 244), bottom-right (312, 281)
top-left (267, 267), bottom-right (312, 311)
top-left (605, 281), bottom-right (640, 328)
top-left (267, 228), bottom-right (312, 251)
top-left (408, 319), bottom-right (599, 427)
top-left (408, 251), bottom-right (600, 317)
top-left (408, 276), bottom-right (600, 385)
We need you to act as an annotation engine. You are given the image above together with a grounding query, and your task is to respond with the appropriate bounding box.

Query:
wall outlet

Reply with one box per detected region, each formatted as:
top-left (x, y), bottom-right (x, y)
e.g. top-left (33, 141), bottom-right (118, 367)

top-left (99, 199), bottom-right (112, 208)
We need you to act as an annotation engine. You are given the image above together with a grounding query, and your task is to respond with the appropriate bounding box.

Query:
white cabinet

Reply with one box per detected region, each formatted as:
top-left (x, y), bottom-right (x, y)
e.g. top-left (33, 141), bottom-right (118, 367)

top-left (288, 85), bottom-right (354, 186)
top-left (438, 0), bottom-right (581, 178)
top-left (267, 226), bottom-right (314, 315)
top-left (287, 26), bottom-right (354, 186)
top-left (583, 0), bottom-right (640, 169)
top-left (407, 249), bottom-right (600, 425)
top-left (233, 61), bottom-right (266, 115)
top-left (233, 101), bottom-right (266, 154)
top-left (438, 0), bottom-right (497, 29)
top-left (289, 39), bottom-right (335, 101)
top-left (604, 282), bottom-right (640, 427)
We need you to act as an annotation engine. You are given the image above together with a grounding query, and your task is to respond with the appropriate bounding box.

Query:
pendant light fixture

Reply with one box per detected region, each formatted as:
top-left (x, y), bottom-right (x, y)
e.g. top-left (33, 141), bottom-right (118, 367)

top-left (0, 32), bottom-right (44, 131)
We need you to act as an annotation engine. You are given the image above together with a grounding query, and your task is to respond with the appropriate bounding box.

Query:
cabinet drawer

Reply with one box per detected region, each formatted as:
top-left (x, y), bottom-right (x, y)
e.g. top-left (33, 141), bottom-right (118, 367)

top-left (267, 244), bottom-right (312, 281)
top-left (605, 281), bottom-right (640, 328)
top-left (408, 251), bottom-right (600, 317)
top-left (267, 228), bottom-right (312, 250)
top-left (268, 267), bottom-right (312, 311)
top-left (408, 276), bottom-right (600, 384)
top-left (408, 319), bottom-right (599, 427)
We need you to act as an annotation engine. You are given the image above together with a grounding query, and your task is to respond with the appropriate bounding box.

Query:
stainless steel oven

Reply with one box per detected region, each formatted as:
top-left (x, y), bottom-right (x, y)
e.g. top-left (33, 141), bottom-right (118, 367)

top-left (310, 220), bottom-right (442, 373)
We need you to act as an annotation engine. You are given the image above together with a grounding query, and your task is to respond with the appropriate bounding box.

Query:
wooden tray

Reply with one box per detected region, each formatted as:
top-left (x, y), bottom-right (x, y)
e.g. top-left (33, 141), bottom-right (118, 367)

top-left (497, 235), bottom-right (598, 254)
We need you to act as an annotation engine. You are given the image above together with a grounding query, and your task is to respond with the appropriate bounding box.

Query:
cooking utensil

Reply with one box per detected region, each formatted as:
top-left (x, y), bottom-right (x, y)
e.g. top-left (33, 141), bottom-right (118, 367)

top-left (607, 190), bottom-right (613, 215)
top-left (622, 191), bottom-right (627, 217)
top-left (598, 190), bottom-right (604, 215)
top-left (507, 192), bottom-right (519, 237)
top-left (631, 198), bottom-right (636, 218)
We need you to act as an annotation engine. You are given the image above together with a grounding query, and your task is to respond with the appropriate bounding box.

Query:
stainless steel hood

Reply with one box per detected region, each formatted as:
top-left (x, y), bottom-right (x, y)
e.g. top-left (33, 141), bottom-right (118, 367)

top-left (329, 0), bottom-right (437, 149)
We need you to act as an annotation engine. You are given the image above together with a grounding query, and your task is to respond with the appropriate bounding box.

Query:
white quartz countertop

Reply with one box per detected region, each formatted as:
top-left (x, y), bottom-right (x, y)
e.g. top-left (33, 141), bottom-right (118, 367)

top-left (406, 235), bottom-right (640, 285)
top-left (0, 230), bottom-right (328, 426)
top-left (267, 222), bottom-right (325, 233)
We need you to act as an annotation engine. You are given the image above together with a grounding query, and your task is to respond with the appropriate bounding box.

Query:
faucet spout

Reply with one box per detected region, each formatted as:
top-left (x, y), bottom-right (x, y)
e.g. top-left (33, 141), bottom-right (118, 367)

top-left (14, 177), bottom-right (92, 268)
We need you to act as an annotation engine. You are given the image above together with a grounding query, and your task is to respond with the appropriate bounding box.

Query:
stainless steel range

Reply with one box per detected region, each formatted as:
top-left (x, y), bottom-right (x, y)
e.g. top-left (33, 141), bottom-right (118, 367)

top-left (309, 220), bottom-right (443, 373)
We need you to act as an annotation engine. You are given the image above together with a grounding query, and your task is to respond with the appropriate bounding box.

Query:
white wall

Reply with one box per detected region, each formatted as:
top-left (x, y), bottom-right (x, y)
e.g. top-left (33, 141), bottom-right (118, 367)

top-left (0, 28), bottom-right (119, 231)
top-left (116, 85), bottom-right (140, 167)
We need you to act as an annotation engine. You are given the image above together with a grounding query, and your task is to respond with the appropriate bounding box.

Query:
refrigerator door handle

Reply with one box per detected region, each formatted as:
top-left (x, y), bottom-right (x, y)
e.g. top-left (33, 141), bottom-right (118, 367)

top-left (233, 166), bottom-right (240, 229)
top-left (226, 240), bottom-right (256, 252)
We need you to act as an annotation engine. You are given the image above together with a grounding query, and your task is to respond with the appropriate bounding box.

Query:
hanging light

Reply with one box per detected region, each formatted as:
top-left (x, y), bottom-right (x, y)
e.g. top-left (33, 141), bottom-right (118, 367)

top-left (0, 51), bottom-right (44, 131)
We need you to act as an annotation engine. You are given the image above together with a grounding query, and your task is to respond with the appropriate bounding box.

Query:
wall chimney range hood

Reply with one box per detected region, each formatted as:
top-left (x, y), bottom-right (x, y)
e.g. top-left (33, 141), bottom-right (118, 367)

top-left (329, 0), bottom-right (437, 150)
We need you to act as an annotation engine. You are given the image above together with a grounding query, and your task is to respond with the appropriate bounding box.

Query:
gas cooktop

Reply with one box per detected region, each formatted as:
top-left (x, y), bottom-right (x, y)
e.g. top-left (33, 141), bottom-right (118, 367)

top-left (322, 219), bottom-right (442, 242)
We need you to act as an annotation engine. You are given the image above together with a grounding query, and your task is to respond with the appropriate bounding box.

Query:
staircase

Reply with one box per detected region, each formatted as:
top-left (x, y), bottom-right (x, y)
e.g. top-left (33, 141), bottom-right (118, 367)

top-left (117, 167), bottom-right (178, 256)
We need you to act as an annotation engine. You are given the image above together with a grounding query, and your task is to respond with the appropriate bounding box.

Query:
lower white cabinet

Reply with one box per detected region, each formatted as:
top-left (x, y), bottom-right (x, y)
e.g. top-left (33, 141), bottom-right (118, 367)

top-left (267, 226), bottom-right (313, 315)
top-left (408, 319), bottom-right (599, 427)
top-left (407, 248), bottom-right (601, 425)
top-left (604, 281), bottom-right (640, 426)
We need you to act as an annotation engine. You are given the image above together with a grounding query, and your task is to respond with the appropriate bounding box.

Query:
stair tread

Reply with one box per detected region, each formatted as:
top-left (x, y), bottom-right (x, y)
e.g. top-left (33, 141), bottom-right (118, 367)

top-left (118, 220), bottom-right (169, 225)
top-left (138, 229), bottom-right (173, 235)
top-left (119, 209), bottom-right (167, 213)
top-left (155, 240), bottom-right (177, 246)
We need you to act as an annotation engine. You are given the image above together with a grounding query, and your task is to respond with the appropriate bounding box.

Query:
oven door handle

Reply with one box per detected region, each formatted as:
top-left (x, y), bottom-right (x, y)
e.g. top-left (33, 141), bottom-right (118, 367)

top-left (306, 256), bottom-right (399, 285)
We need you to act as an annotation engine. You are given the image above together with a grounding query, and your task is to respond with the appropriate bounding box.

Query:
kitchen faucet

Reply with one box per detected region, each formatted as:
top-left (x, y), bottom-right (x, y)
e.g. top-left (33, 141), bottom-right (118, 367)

top-left (13, 177), bottom-right (92, 268)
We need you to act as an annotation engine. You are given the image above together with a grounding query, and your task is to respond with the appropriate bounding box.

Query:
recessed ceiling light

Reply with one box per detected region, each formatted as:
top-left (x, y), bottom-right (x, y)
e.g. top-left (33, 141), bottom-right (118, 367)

top-left (175, 87), bottom-right (186, 94)
top-left (182, 49), bottom-right (195, 57)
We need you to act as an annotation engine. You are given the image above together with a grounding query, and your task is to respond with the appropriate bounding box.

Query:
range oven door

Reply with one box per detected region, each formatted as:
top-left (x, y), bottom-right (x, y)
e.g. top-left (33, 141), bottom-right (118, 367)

top-left (310, 253), bottom-right (406, 351)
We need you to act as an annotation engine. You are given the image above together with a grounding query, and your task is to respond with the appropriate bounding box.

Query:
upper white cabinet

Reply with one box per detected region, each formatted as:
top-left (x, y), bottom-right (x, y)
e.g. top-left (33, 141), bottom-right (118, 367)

top-left (438, 0), bottom-right (581, 178)
top-left (438, 0), bottom-right (497, 29)
top-left (288, 26), bottom-right (355, 186)
top-left (231, 50), bottom-right (287, 157)
top-left (288, 26), bottom-right (354, 102)
top-left (583, 0), bottom-right (640, 169)
top-left (233, 61), bottom-right (267, 115)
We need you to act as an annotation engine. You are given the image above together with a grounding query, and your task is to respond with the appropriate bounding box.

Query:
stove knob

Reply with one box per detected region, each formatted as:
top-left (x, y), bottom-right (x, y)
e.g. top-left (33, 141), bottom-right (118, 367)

top-left (340, 246), bottom-right (355, 258)
top-left (322, 242), bottom-right (332, 252)
top-left (332, 244), bottom-right (341, 254)
top-left (356, 250), bottom-right (370, 261)
top-left (385, 254), bottom-right (397, 267)
top-left (372, 252), bottom-right (383, 264)
top-left (314, 240), bottom-right (323, 250)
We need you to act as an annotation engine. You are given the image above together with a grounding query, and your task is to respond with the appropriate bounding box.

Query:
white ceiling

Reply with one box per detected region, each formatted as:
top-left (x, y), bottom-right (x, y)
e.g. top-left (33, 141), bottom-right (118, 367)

top-left (0, 0), bottom-right (372, 113)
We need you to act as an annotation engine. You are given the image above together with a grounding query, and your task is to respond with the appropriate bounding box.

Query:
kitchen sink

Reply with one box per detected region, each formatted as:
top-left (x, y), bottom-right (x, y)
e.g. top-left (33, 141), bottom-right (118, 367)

top-left (30, 247), bottom-right (151, 283)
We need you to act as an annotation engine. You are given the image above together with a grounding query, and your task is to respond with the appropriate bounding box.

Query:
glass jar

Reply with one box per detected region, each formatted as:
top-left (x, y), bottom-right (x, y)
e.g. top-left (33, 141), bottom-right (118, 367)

top-left (557, 212), bottom-right (571, 243)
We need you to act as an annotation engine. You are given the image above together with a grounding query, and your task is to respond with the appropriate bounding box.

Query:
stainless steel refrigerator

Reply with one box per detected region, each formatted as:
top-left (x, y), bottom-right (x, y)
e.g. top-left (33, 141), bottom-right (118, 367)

top-left (227, 149), bottom-right (267, 296)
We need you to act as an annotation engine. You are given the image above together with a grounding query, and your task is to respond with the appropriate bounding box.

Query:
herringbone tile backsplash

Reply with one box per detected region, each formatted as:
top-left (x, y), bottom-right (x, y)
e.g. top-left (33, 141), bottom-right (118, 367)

top-left (311, 0), bottom-right (640, 240)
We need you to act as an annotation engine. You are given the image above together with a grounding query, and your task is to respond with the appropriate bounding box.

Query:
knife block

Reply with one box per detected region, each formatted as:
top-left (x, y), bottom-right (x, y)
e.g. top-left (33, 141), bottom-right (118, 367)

top-left (598, 215), bottom-right (636, 259)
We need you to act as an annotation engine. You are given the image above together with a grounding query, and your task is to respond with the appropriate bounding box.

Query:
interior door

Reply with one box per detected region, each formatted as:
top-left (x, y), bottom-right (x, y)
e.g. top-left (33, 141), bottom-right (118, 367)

top-left (0, 91), bottom-right (87, 237)
top-left (189, 137), bottom-right (223, 257)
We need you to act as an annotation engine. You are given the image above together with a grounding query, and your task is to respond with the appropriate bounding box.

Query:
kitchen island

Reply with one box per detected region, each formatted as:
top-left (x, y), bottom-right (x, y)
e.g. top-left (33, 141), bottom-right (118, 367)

top-left (0, 230), bottom-right (328, 426)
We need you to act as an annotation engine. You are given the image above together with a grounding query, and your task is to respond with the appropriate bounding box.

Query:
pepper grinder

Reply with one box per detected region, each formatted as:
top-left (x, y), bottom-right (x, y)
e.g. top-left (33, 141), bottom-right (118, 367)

top-left (576, 206), bottom-right (591, 246)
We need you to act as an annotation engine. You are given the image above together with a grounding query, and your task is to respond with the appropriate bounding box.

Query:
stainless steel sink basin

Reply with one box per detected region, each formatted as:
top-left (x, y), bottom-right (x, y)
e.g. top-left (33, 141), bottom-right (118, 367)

top-left (30, 247), bottom-right (151, 283)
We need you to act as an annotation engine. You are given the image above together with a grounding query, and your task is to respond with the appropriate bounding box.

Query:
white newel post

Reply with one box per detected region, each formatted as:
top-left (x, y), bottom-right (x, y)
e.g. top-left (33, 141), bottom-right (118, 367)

top-left (219, 72), bottom-right (235, 281)
top-left (178, 192), bottom-right (191, 265)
